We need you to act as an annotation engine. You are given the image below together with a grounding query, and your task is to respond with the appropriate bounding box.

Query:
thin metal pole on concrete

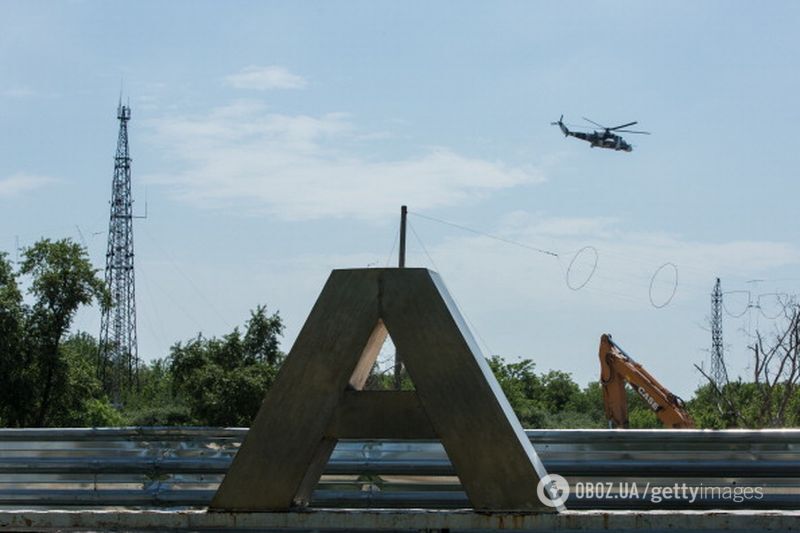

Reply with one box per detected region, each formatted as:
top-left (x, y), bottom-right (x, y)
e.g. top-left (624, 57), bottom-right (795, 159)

top-left (398, 205), bottom-right (407, 268)
top-left (395, 205), bottom-right (407, 389)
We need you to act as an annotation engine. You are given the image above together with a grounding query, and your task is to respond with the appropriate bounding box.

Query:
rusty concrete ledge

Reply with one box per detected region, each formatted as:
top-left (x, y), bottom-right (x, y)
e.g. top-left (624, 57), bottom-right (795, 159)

top-left (1, 509), bottom-right (800, 531)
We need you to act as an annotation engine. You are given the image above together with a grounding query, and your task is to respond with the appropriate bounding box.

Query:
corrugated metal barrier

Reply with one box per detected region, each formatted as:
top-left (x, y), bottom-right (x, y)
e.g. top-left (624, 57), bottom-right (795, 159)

top-left (0, 427), bottom-right (797, 510)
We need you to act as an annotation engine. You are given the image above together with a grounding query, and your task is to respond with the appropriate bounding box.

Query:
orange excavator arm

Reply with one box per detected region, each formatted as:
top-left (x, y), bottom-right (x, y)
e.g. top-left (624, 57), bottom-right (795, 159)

top-left (598, 334), bottom-right (694, 429)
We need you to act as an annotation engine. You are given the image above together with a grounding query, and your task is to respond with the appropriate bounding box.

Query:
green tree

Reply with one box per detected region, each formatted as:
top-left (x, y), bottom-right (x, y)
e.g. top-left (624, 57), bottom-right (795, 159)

top-left (20, 240), bottom-right (108, 426)
top-left (169, 305), bottom-right (284, 426)
top-left (0, 240), bottom-right (113, 427)
top-left (120, 358), bottom-right (192, 426)
top-left (488, 356), bottom-right (548, 428)
top-left (0, 253), bottom-right (25, 426)
top-left (687, 382), bottom-right (730, 429)
top-left (52, 332), bottom-right (123, 426)
top-left (569, 381), bottom-right (606, 423)
top-left (547, 380), bottom-right (606, 429)
top-left (488, 356), bottom-right (607, 428)
top-left (540, 370), bottom-right (581, 412)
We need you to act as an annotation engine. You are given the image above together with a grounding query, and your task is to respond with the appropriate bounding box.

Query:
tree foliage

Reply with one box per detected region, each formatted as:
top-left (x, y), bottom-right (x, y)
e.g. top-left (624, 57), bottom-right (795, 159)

top-left (119, 358), bottom-right (192, 426)
top-left (168, 305), bottom-right (284, 426)
top-left (0, 240), bottom-right (114, 427)
top-left (0, 252), bottom-right (25, 426)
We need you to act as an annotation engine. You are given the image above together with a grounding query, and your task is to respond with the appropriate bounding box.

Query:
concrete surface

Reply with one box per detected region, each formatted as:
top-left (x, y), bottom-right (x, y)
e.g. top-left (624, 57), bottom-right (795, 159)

top-left (1, 509), bottom-right (799, 531)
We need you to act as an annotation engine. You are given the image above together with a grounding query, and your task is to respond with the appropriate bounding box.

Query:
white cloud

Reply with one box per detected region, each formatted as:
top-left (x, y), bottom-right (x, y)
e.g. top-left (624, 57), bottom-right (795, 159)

top-left (2, 87), bottom-right (36, 98)
top-left (499, 211), bottom-right (619, 238)
top-left (143, 101), bottom-right (544, 219)
top-left (224, 66), bottom-right (307, 90)
top-left (1, 86), bottom-right (59, 99)
top-left (0, 173), bottom-right (58, 198)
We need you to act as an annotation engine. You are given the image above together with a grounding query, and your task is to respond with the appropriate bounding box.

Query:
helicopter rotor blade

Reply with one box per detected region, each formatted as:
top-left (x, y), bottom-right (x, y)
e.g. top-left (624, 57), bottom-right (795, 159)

top-left (582, 117), bottom-right (606, 129)
top-left (616, 129), bottom-right (650, 135)
top-left (609, 121), bottom-right (638, 131)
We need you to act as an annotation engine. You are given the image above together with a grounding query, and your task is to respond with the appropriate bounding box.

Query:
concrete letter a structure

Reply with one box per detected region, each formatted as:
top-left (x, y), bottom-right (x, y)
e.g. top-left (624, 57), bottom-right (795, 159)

top-left (211, 268), bottom-right (558, 512)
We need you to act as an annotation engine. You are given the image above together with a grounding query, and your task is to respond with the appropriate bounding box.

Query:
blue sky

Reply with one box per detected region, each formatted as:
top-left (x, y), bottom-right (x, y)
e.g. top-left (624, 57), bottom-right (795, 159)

top-left (2, 2), bottom-right (799, 396)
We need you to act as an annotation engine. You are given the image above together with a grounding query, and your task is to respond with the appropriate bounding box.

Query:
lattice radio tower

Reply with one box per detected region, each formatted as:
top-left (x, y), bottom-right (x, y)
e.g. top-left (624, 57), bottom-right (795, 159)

top-left (99, 102), bottom-right (139, 397)
top-left (710, 277), bottom-right (727, 389)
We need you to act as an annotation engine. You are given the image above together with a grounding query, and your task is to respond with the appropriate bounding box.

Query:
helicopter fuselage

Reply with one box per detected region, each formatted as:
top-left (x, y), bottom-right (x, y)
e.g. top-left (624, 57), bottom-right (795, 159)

top-left (582, 131), bottom-right (632, 152)
top-left (566, 129), bottom-right (632, 152)
top-left (554, 118), bottom-right (635, 152)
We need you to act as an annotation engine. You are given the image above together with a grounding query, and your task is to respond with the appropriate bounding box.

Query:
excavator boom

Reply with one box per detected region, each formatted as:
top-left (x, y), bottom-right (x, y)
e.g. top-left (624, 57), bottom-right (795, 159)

top-left (598, 334), bottom-right (694, 429)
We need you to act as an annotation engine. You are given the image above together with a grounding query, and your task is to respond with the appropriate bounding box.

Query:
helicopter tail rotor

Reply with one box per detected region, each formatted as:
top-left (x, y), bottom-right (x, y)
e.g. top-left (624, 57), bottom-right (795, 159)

top-left (551, 115), bottom-right (569, 136)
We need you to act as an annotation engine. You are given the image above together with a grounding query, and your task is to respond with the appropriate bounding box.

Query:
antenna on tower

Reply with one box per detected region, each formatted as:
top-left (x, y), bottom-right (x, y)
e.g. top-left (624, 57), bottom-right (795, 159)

top-left (710, 278), bottom-right (728, 391)
top-left (99, 101), bottom-right (140, 402)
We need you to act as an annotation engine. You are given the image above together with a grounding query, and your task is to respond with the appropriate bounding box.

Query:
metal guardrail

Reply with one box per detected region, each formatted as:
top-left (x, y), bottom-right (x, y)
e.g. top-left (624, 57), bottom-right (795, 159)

top-left (0, 427), bottom-right (798, 510)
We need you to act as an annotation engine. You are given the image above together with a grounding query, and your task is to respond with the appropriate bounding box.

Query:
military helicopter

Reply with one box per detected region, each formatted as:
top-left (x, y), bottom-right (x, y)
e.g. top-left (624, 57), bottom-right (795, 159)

top-left (552, 115), bottom-right (650, 152)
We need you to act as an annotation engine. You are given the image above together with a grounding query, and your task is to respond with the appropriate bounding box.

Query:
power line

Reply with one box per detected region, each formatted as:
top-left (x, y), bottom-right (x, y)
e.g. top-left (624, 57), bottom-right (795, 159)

top-left (408, 220), bottom-right (439, 271)
top-left (565, 246), bottom-right (598, 291)
top-left (136, 260), bottom-right (207, 333)
top-left (722, 290), bottom-right (750, 318)
top-left (135, 265), bottom-right (169, 350)
top-left (406, 218), bottom-right (495, 356)
top-left (409, 211), bottom-right (560, 258)
top-left (385, 225), bottom-right (400, 268)
top-left (648, 262), bottom-right (679, 309)
top-left (140, 226), bottom-right (233, 330)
